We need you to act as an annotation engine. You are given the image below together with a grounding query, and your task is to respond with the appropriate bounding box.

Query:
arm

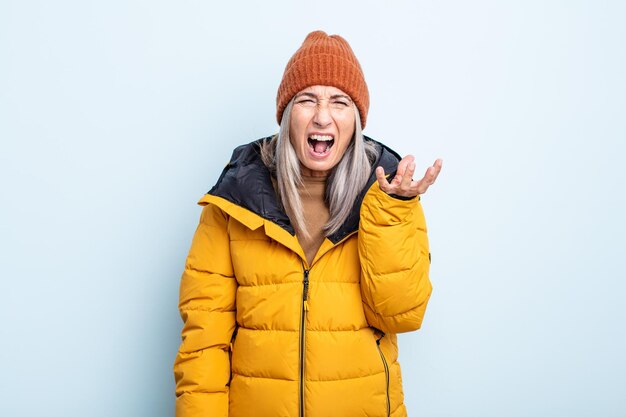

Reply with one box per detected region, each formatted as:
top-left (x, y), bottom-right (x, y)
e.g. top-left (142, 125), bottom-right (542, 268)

top-left (174, 203), bottom-right (237, 417)
top-left (359, 183), bottom-right (432, 334)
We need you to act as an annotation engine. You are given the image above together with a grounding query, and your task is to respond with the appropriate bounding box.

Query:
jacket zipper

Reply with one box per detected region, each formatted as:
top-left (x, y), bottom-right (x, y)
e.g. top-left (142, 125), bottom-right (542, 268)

top-left (376, 333), bottom-right (391, 417)
top-left (299, 266), bottom-right (310, 417)
top-left (296, 234), bottom-right (355, 417)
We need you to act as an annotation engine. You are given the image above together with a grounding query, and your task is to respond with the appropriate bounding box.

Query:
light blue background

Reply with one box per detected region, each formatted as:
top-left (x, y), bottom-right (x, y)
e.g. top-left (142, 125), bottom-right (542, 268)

top-left (1, 1), bottom-right (625, 416)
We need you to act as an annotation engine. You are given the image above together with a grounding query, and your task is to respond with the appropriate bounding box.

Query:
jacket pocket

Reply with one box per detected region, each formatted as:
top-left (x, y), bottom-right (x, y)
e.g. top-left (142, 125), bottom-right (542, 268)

top-left (375, 331), bottom-right (390, 417)
top-left (228, 325), bottom-right (239, 385)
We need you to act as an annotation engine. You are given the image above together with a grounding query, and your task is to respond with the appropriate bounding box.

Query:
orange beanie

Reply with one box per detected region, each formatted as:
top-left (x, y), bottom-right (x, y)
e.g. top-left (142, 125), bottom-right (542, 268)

top-left (276, 31), bottom-right (370, 128)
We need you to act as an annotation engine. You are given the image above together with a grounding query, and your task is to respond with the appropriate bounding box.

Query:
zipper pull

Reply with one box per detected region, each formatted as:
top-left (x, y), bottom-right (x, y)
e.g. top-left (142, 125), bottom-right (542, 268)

top-left (303, 269), bottom-right (310, 301)
top-left (303, 268), bottom-right (310, 310)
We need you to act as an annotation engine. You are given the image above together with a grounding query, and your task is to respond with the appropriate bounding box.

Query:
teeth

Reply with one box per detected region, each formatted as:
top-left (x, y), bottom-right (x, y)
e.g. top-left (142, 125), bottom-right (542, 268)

top-left (309, 134), bottom-right (334, 141)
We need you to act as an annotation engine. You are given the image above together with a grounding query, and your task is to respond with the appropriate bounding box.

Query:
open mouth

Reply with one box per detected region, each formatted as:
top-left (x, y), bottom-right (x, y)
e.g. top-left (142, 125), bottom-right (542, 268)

top-left (307, 134), bottom-right (335, 155)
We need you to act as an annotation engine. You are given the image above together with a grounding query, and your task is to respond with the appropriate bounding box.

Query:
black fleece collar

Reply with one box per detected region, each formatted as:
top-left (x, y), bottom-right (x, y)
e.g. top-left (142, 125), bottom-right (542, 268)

top-left (207, 135), bottom-right (401, 244)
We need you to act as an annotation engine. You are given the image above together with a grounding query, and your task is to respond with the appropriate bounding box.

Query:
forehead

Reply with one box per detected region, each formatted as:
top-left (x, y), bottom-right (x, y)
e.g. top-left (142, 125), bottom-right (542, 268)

top-left (297, 85), bottom-right (351, 98)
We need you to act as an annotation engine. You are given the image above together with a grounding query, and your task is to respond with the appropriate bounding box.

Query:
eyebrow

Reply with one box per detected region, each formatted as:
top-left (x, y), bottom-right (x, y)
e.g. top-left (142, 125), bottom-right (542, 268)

top-left (295, 92), bottom-right (352, 101)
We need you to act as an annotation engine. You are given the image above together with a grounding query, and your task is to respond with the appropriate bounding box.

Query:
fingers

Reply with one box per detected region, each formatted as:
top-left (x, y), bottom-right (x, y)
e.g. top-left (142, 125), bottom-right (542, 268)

top-left (392, 155), bottom-right (415, 185)
top-left (432, 158), bottom-right (443, 182)
top-left (415, 159), bottom-right (443, 195)
top-left (375, 166), bottom-right (390, 193)
top-left (377, 156), bottom-right (442, 197)
top-left (399, 161), bottom-right (416, 190)
top-left (415, 167), bottom-right (433, 195)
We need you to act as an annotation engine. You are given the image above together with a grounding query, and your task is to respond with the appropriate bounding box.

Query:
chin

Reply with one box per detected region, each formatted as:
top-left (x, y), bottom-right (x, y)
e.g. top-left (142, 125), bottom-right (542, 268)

top-left (301, 160), bottom-right (336, 176)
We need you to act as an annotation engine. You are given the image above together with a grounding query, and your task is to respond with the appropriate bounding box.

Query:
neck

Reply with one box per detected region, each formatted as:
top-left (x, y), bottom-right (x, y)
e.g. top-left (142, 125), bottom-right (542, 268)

top-left (300, 165), bottom-right (330, 178)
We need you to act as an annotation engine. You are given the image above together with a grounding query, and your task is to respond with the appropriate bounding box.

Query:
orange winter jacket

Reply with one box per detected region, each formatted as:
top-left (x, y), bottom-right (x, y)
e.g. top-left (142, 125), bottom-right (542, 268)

top-left (174, 137), bottom-right (432, 417)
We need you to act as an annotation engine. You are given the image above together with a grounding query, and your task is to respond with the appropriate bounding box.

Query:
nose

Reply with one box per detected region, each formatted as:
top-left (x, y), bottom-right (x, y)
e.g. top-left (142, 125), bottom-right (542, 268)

top-left (312, 102), bottom-right (332, 128)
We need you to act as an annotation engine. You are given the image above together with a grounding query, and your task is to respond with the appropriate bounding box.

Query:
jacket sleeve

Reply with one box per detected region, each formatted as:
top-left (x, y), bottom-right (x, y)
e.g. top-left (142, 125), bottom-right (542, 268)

top-left (174, 203), bottom-right (237, 417)
top-left (359, 182), bottom-right (433, 334)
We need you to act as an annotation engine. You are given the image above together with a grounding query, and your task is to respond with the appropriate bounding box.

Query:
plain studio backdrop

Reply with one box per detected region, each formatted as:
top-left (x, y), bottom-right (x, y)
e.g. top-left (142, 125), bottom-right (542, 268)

top-left (1, 1), bottom-right (624, 416)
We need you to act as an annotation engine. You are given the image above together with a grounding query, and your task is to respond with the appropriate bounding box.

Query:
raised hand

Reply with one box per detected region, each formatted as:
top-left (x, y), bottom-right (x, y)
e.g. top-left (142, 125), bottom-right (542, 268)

top-left (376, 155), bottom-right (443, 198)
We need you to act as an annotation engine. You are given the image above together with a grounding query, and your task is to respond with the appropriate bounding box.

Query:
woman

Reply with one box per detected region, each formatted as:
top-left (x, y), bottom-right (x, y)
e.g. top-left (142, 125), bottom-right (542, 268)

top-left (174, 31), bottom-right (442, 417)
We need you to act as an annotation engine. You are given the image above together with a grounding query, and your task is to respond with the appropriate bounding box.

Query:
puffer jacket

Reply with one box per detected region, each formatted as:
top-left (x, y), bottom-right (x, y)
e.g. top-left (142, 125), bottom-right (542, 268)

top-left (174, 136), bottom-right (432, 417)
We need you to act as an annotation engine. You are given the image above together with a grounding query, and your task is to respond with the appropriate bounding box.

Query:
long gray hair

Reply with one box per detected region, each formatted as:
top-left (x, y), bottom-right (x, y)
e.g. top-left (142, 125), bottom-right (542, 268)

top-left (261, 98), bottom-right (379, 238)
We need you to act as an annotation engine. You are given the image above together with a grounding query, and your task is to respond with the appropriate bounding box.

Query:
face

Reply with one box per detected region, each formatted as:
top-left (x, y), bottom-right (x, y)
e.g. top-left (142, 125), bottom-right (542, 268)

top-left (289, 85), bottom-right (356, 177)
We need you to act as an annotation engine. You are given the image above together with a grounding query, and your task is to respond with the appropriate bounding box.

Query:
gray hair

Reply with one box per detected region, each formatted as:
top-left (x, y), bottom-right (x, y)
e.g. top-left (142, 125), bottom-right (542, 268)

top-left (261, 99), bottom-right (378, 238)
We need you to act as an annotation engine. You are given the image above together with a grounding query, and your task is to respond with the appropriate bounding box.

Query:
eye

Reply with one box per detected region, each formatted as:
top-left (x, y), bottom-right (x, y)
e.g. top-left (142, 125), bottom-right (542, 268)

top-left (296, 98), bottom-right (316, 107)
top-left (331, 99), bottom-right (350, 108)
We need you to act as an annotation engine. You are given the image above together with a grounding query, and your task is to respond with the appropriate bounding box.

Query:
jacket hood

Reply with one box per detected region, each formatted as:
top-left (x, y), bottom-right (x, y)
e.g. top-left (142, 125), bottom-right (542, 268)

top-left (206, 135), bottom-right (401, 244)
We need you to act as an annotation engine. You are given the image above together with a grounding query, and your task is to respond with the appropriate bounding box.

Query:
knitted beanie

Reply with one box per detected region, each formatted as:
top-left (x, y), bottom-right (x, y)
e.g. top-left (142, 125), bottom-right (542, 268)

top-left (276, 31), bottom-right (370, 128)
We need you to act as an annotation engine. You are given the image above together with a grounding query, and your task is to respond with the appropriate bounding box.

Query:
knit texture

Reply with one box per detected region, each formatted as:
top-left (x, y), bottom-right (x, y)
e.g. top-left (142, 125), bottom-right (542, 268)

top-left (276, 31), bottom-right (370, 128)
top-left (297, 173), bottom-right (330, 266)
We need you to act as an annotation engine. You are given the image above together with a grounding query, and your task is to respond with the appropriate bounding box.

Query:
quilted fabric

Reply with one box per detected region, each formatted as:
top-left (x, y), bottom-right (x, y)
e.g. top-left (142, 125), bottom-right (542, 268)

top-left (174, 138), bottom-right (432, 417)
